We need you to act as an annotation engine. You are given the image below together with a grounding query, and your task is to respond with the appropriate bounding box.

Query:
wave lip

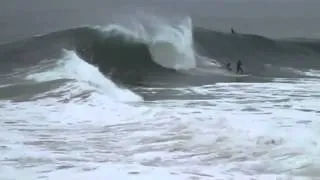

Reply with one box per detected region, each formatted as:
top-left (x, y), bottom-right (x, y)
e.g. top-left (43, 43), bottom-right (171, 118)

top-left (148, 17), bottom-right (196, 70)
top-left (95, 16), bottom-right (197, 71)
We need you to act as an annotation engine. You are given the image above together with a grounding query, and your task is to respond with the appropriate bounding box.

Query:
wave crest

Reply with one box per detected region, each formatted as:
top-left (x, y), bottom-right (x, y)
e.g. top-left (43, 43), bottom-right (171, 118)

top-left (96, 16), bottom-right (196, 70)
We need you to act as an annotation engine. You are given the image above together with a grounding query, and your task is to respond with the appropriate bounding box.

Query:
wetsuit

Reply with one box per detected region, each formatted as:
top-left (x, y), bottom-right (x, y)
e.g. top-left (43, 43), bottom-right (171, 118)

top-left (226, 63), bottom-right (232, 71)
top-left (231, 28), bottom-right (235, 34)
top-left (236, 60), bottom-right (244, 74)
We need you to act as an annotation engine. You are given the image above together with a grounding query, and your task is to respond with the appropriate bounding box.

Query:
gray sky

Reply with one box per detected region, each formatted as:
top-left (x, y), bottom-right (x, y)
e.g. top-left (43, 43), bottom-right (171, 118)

top-left (1, 0), bottom-right (320, 42)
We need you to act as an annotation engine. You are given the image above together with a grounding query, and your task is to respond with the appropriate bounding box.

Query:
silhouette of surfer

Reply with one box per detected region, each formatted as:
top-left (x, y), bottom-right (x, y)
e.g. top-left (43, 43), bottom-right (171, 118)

top-left (226, 62), bottom-right (232, 71)
top-left (236, 60), bottom-right (244, 74)
top-left (231, 28), bottom-right (235, 34)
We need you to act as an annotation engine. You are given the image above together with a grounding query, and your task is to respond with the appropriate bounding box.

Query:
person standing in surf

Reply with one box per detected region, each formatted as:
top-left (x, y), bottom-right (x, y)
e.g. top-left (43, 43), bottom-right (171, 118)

top-left (236, 60), bottom-right (244, 74)
top-left (231, 28), bottom-right (235, 34)
top-left (226, 62), bottom-right (232, 71)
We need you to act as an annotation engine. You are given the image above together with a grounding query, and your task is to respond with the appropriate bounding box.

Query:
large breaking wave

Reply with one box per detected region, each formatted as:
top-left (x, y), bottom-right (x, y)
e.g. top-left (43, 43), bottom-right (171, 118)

top-left (1, 16), bottom-right (320, 88)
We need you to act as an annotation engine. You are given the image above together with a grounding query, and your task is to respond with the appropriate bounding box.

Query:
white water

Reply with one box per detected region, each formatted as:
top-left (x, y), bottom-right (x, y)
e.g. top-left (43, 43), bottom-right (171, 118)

top-left (304, 69), bottom-right (320, 77)
top-left (1, 60), bottom-right (320, 180)
top-left (26, 50), bottom-right (142, 102)
top-left (97, 16), bottom-right (197, 70)
top-left (148, 17), bottom-right (196, 69)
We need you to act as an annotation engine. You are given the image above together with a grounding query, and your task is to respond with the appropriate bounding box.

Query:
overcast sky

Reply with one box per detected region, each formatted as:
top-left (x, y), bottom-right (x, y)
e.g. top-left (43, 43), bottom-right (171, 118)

top-left (1, 0), bottom-right (320, 42)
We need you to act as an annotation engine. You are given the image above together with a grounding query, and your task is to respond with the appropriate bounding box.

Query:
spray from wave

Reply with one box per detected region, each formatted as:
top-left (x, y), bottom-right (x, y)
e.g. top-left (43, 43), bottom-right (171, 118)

top-left (96, 15), bottom-right (198, 70)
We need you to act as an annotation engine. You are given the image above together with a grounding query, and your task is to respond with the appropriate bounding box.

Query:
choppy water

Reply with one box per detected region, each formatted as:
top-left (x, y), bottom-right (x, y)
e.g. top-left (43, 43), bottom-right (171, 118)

top-left (1, 74), bottom-right (320, 179)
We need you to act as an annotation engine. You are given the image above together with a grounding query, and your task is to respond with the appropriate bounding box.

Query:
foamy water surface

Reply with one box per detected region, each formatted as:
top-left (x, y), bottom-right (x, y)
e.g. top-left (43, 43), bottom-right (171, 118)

top-left (1, 72), bottom-right (320, 180)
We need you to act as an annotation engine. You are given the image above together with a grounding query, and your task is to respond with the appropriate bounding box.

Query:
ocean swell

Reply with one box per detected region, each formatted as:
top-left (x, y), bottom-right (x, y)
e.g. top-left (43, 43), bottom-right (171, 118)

top-left (1, 16), bottom-right (320, 87)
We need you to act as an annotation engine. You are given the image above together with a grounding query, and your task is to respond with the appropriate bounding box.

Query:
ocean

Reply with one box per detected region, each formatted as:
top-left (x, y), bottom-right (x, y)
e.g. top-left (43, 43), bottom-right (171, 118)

top-left (1, 0), bottom-right (320, 179)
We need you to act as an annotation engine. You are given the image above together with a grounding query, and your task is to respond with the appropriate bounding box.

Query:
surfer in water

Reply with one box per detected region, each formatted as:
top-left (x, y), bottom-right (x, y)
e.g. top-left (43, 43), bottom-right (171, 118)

top-left (226, 62), bottom-right (232, 71)
top-left (231, 28), bottom-right (235, 34)
top-left (236, 60), bottom-right (244, 74)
